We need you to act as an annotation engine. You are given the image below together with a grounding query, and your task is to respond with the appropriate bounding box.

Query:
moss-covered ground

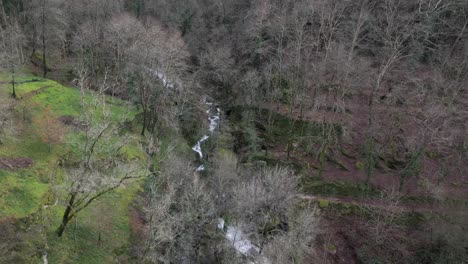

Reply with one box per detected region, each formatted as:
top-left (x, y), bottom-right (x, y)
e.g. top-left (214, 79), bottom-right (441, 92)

top-left (0, 69), bottom-right (151, 263)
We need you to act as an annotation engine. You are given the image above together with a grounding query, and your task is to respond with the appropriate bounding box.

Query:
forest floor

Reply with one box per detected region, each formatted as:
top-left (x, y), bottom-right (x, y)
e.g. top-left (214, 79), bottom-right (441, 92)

top-left (229, 102), bottom-right (467, 264)
top-left (258, 98), bottom-right (468, 199)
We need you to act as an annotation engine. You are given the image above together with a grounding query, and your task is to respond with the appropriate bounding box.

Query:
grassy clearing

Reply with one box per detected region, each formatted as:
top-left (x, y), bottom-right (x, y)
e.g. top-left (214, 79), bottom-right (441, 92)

top-left (0, 169), bottom-right (49, 218)
top-left (0, 70), bottom-right (145, 262)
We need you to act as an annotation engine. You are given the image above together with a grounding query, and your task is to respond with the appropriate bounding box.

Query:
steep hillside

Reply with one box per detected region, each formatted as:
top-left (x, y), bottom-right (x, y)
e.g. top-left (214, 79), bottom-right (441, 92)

top-left (0, 70), bottom-right (148, 263)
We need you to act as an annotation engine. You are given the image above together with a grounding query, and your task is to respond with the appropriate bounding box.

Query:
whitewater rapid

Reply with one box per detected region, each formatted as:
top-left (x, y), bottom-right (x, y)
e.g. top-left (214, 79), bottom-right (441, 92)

top-left (191, 99), bottom-right (221, 171)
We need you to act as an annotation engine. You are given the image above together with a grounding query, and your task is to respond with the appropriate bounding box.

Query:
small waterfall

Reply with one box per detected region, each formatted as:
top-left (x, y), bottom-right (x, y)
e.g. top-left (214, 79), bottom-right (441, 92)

top-left (191, 99), bottom-right (221, 171)
top-left (43, 252), bottom-right (48, 264)
top-left (146, 67), bottom-right (176, 89)
top-left (192, 135), bottom-right (209, 159)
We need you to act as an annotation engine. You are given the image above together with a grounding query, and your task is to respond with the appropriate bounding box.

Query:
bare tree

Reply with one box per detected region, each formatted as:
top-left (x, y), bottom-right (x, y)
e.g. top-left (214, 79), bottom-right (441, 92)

top-left (398, 100), bottom-right (455, 191)
top-left (342, 0), bottom-right (372, 87)
top-left (24, 0), bottom-right (67, 77)
top-left (127, 19), bottom-right (189, 135)
top-left (232, 166), bottom-right (298, 252)
top-left (56, 71), bottom-right (144, 237)
top-left (263, 208), bottom-right (319, 264)
top-left (104, 13), bottom-right (144, 79)
top-left (363, 189), bottom-right (403, 244)
top-left (0, 17), bottom-right (25, 98)
top-left (142, 154), bottom-right (216, 263)
top-left (364, 0), bottom-right (414, 185)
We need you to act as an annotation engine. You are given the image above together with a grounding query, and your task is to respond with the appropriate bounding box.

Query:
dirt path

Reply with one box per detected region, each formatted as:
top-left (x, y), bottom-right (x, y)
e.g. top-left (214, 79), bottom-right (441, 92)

top-left (0, 157), bottom-right (34, 170)
top-left (297, 193), bottom-right (467, 215)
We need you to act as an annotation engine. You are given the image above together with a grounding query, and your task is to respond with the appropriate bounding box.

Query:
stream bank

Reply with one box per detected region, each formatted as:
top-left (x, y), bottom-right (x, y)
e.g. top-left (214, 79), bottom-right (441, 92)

top-left (191, 98), bottom-right (270, 264)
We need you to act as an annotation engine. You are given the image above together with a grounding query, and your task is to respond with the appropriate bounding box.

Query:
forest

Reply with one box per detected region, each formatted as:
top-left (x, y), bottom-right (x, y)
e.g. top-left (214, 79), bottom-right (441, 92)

top-left (0, 0), bottom-right (467, 263)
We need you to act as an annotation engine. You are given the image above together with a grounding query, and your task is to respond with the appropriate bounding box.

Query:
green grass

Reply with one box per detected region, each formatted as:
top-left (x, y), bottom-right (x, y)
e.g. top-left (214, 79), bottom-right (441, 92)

top-left (0, 70), bottom-right (146, 263)
top-left (228, 106), bottom-right (342, 145)
top-left (0, 170), bottom-right (49, 218)
top-left (0, 109), bottom-right (67, 218)
top-left (2, 73), bottom-right (137, 123)
top-left (47, 179), bottom-right (144, 264)
top-left (31, 83), bottom-right (82, 116)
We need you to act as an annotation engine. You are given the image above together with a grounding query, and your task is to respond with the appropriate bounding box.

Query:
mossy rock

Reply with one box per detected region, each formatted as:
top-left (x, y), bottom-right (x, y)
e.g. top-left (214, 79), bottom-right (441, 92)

top-left (319, 199), bottom-right (330, 209)
top-left (425, 149), bottom-right (441, 159)
top-left (355, 161), bottom-right (365, 170)
top-left (326, 243), bottom-right (337, 254)
top-left (297, 199), bottom-right (311, 209)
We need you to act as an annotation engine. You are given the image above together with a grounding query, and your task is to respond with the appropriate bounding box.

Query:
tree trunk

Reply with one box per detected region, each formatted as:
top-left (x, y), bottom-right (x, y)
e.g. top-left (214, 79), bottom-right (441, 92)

top-left (365, 138), bottom-right (374, 186)
top-left (0, 1), bottom-right (6, 25)
top-left (56, 193), bottom-right (76, 237)
top-left (398, 176), bottom-right (405, 192)
top-left (56, 213), bottom-right (71, 237)
top-left (11, 63), bottom-right (16, 99)
top-left (149, 110), bottom-right (157, 134)
top-left (41, 0), bottom-right (47, 78)
top-left (31, 25), bottom-right (37, 58)
top-left (317, 143), bottom-right (327, 179)
top-left (141, 107), bottom-right (147, 136)
top-left (444, 18), bottom-right (468, 66)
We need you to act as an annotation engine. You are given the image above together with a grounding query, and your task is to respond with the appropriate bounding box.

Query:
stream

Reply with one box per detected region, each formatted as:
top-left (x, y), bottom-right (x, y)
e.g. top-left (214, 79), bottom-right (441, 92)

top-left (191, 98), bottom-right (221, 171)
top-left (191, 98), bottom-right (269, 264)
top-left (152, 70), bottom-right (267, 263)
